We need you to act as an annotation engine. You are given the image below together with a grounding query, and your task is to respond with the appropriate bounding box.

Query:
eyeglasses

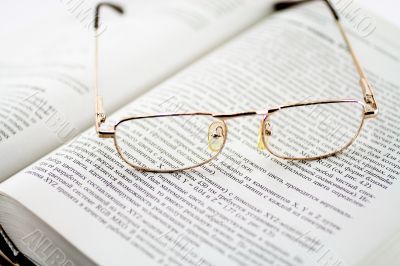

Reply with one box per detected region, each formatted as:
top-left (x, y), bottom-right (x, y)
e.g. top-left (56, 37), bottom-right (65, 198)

top-left (93, 0), bottom-right (378, 173)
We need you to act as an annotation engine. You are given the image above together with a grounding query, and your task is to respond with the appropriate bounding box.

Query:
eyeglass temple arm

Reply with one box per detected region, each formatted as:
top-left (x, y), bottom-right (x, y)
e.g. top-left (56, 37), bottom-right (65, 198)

top-left (274, 0), bottom-right (378, 116)
top-left (94, 3), bottom-right (124, 133)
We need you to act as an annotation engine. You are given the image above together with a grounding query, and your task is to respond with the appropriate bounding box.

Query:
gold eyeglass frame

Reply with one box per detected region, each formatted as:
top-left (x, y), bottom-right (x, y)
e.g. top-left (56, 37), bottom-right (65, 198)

top-left (93, 0), bottom-right (378, 173)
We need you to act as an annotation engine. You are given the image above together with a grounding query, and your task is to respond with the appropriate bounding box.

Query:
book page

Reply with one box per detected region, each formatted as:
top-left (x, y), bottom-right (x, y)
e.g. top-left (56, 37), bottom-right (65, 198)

top-left (0, 0), bottom-right (272, 180)
top-left (1, 2), bottom-right (400, 266)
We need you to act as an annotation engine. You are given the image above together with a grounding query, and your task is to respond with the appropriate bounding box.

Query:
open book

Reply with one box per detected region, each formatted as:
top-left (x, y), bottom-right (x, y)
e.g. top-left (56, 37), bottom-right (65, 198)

top-left (1, 0), bottom-right (400, 265)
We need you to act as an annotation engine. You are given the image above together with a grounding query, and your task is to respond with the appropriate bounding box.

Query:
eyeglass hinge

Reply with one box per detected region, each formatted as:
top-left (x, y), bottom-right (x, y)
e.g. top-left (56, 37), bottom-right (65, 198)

top-left (360, 78), bottom-right (378, 119)
top-left (95, 113), bottom-right (115, 138)
top-left (364, 93), bottom-right (375, 105)
top-left (363, 94), bottom-right (378, 119)
top-left (96, 112), bottom-right (106, 123)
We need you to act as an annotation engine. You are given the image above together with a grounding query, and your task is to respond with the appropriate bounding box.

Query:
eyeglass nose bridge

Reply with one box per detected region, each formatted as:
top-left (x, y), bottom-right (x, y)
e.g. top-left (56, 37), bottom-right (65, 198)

top-left (258, 115), bottom-right (272, 150)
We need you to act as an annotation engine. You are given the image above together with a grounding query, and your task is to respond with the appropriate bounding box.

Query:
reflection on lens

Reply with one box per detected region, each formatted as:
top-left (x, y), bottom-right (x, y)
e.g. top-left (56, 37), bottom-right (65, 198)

top-left (114, 114), bottom-right (226, 171)
top-left (265, 101), bottom-right (364, 159)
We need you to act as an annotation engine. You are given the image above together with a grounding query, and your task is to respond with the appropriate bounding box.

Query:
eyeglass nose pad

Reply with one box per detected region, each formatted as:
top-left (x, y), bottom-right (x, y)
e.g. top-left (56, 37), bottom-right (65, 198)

top-left (208, 121), bottom-right (226, 152)
top-left (257, 117), bottom-right (271, 150)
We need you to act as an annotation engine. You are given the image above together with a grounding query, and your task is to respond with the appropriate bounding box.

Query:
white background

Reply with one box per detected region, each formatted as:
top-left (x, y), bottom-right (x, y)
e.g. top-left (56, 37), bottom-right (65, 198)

top-left (360, 0), bottom-right (400, 27)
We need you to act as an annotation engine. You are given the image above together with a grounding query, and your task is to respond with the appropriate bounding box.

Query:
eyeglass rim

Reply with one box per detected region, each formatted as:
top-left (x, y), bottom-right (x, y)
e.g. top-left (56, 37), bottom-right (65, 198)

top-left (261, 100), bottom-right (367, 161)
top-left (113, 114), bottom-right (229, 173)
top-left (105, 99), bottom-right (367, 129)
top-left (109, 99), bottom-right (366, 172)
